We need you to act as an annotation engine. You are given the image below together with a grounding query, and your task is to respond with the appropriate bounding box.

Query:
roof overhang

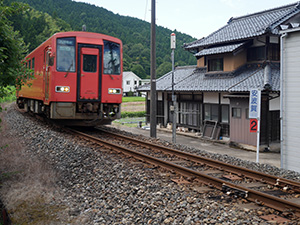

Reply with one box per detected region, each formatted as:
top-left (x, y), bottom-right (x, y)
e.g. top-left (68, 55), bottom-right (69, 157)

top-left (194, 42), bottom-right (246, 57)
top-left (223, 94), bottom-right (249, 98)
top-left (279, 26), bottom-right (300, 34)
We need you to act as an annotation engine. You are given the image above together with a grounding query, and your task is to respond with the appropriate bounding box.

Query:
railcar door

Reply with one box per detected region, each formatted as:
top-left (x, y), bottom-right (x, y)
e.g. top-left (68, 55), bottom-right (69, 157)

top-left (44, 47), bottom-right (51, 104)
top-left (78, 45), bottom-right (102, 101)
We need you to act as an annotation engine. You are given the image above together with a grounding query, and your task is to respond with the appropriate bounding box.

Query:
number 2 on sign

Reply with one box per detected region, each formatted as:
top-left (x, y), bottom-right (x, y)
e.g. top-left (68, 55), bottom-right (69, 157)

top-left (250, 119), bottom-right (257, 133)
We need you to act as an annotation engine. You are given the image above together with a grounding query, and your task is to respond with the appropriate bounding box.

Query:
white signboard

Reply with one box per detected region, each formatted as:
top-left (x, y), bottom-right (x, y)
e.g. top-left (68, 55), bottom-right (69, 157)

top-left (249, 88), bottom-right (261, 163)
top-left (249, 89), bottom-right (261, 119)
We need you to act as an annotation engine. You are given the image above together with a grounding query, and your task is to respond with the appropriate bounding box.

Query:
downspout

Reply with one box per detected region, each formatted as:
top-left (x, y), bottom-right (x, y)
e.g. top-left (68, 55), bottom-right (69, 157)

top-left (280, 33), bottom-right (288, 168)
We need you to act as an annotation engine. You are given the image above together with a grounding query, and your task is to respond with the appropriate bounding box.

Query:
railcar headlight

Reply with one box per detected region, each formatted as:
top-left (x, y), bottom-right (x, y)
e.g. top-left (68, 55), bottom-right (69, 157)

top-left (108, 88), bottom-right (121, 94)
top-left (56, 86), bottom-right (70, 93)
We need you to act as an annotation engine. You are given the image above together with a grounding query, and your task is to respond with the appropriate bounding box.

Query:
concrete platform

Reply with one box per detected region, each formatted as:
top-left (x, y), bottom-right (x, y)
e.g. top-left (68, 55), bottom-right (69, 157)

top-left (109, 124), bottom-right (281, 168)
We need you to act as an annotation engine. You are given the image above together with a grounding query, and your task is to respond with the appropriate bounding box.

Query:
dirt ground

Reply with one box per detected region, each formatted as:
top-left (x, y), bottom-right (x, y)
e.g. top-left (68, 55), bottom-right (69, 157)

top-left (122, 101), bottom-right (145, 112)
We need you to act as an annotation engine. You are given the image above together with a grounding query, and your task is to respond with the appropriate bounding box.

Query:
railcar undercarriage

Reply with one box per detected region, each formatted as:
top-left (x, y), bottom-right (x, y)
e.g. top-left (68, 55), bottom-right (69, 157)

top-left (16, 98), bottom-right (121, 126)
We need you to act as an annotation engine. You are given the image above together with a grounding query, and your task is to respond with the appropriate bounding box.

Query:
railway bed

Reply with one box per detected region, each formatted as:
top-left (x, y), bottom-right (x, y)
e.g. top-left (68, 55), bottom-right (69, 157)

top-left (2, 104), bottom-right (300, 223)
top-left (66, 126), bottom-right (300, 221)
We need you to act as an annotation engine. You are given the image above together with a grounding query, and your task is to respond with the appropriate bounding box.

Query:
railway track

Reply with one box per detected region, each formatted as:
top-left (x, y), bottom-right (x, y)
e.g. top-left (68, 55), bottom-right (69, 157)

top-left (65, 126), bottom-right (300, 219)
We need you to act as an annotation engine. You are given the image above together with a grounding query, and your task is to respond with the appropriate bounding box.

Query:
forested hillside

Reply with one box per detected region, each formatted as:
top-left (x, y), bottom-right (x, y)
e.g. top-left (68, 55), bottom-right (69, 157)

top-left (4, 0), bottom-right (196, 78)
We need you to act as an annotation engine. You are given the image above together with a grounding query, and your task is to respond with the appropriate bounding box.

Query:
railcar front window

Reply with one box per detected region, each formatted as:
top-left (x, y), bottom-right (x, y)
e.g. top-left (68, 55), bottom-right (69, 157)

top-left (57, 37), bottom-right (76, 72)
top-left (103, 40), bottom-right (120, 75)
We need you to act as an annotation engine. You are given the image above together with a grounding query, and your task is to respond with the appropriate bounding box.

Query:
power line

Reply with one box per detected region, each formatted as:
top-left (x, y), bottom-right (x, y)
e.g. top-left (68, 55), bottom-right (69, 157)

top-left (144, 0), bottom-right (149, 21)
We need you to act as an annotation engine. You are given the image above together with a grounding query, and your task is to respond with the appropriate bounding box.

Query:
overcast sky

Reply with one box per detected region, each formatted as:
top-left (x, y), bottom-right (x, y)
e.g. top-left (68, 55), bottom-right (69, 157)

top-left (73, 0), bottom-right (297, 38)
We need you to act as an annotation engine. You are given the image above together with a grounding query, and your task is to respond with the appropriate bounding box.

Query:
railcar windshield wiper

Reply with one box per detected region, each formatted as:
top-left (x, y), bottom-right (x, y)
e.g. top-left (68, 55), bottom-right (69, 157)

top-left (64, 61), bottom-right (73, 78)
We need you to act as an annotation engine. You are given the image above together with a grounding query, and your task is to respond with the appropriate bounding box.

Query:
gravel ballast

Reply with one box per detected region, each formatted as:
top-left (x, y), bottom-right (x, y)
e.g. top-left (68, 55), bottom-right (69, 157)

top-left (1, 103), bottom-right (300, 224)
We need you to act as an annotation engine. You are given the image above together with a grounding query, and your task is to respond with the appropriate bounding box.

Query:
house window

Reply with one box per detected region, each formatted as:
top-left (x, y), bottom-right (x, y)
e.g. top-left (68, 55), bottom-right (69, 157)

top-left (204, 104), bottom-right (219, 121)
top-left (134, 80), bottom-right (137, 85)
top-left (208, 58), bottom-right (223, 71)
top-left (268, 44), bottom-right (280, 61)
top-left (232, 108), bottom-right (241, 118)
top-left (247, 46), bottom-right (265, 61)
top-left (178, 102), bottom-right (200, 127)
top-left (126, 80), bottom-right (130, 85)
top-left (221, 105), bottom-right (229, 123)
top-left (245, 108), bottom-right (249, 119)
top-left (179, 94), bottom-right (193, 101)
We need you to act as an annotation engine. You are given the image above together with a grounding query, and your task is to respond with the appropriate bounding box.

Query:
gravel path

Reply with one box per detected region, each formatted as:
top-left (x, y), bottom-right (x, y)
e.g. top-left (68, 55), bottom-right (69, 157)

top-left (1, 103), bottom-right (300, 224)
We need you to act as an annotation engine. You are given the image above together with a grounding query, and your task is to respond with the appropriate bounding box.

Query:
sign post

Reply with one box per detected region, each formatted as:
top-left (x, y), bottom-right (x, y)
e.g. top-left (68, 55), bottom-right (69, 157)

top-left (249, 89), bottom-right (261, 163)
top-left (171, 33), bottom-right (176, 143)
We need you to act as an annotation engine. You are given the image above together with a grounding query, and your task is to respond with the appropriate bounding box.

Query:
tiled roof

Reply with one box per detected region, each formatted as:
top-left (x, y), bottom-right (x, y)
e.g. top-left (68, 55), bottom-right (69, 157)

top-left (184, 2), bottom-right (300, 50)
top-left (194, 42), bottom-right (245, 57)
top-left (137, 66), bottom-right (196, 92)
top-left (137, 63), bottom-right (280, 92)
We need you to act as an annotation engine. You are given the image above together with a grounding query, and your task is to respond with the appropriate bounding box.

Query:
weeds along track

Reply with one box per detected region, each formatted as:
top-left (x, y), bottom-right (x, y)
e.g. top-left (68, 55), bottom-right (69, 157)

top-left (65, 126), bottom-right (300, 220)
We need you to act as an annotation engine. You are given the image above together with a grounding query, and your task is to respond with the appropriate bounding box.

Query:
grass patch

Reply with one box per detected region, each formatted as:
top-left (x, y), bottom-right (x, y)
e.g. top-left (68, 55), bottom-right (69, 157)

top-left (122, 97), bottom-right (145, 102)
top-left (121, 111), bottom-right (146, 118)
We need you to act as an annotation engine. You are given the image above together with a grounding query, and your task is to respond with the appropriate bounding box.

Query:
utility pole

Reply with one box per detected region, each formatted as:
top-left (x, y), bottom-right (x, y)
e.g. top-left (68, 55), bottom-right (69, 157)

top-left (150, 0), bottom-right (157, 138)
top-left (171, 33), bottom-right (176, 143)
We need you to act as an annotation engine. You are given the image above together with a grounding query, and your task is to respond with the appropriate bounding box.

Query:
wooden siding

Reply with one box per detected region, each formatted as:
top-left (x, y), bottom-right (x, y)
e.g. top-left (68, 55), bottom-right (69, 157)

top-left (230, 97), bottom-right (279, 147)
top-left (230, 98), bottom-right (257, 146)
top-left (224, 51), bottom-right (247, 72)
top-left (282, 31), bottom-right (300, 173)
top-left (196, 50), bottom-right (247, 72)
top-left (197, 57), bottom-right (205, 67)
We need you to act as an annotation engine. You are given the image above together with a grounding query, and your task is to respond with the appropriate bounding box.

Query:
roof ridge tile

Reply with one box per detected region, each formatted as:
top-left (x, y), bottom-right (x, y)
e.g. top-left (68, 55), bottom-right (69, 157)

top-left (185, 2), bottom-right (300, 50)
top-left (231, 2), bottom-right (298, 22)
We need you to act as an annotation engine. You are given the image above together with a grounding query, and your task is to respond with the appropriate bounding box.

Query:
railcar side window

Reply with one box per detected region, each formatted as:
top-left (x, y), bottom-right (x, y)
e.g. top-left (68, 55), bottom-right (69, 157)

top-left (32, 58), bottom-right (35, 69)
top-left (103, 40), bottom-right (120, 75)
top-left (57, 37), bottom-right (76, 72)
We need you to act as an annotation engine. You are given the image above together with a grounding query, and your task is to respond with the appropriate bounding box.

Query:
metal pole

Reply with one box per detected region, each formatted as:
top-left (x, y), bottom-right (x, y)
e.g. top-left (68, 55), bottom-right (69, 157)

top-left (256, 117), bottom-right (260, 163)
top-left (171, 49), bottom-right (176, 143)
top-left (256, 90), bottom-right (261, 163)
top-left (150, 0), bottom-right (157, 138)
top-left (171, 33), bottom-right (176, 143)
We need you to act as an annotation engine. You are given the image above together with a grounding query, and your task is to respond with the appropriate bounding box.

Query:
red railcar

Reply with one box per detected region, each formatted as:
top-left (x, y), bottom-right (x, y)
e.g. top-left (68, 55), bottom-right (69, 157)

top-left (17, 31), bottom-right (122, 126)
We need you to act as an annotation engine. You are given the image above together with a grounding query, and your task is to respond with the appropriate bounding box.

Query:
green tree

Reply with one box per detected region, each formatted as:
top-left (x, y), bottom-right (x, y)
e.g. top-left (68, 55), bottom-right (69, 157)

top-left (0, 1), bottom-right (32, 115)
top-left (131, 64), bottom-right (146, 79)
top-left (7, 7), bottom-right (72, 52)
top-left (3, 0), bottom-right (197, 78)
top-left (156, 62), bottom-right (172, 78)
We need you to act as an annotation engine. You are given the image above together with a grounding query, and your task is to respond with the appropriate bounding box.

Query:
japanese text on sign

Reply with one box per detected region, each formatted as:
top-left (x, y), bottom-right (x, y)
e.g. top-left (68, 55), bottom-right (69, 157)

top-left (249, 89), bottom-right (261, 119)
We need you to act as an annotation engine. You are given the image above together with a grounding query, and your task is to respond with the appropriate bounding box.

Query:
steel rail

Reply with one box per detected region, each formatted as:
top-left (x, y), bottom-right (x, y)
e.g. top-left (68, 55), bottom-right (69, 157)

top-left (68, 128), bottom-right (300, 217)
top-left (96, 127), bottom-right (300, 192)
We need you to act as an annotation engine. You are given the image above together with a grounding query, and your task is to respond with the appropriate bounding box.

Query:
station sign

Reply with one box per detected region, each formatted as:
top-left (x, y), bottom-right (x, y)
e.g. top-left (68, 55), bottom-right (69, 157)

top-left (248, 89), bottom-right (261, 163)
top-left (249, 89), bottom-right (261, 119)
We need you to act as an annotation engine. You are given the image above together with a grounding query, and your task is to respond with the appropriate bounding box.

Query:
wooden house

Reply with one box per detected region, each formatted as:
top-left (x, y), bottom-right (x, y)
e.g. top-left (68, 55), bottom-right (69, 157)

top-left (138, 3), bottom-right (300, 150)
